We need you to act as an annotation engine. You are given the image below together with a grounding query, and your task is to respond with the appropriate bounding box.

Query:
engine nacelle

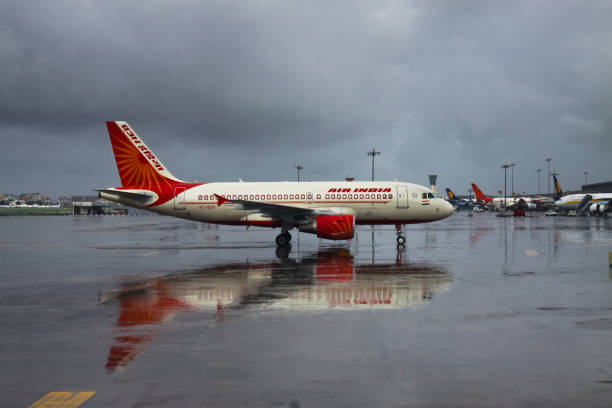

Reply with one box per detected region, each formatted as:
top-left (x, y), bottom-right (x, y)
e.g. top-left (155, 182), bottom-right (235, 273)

top-left (299, 215), bottom-right (355, 240)
top-left (589, 203), bottom-right (606, 214)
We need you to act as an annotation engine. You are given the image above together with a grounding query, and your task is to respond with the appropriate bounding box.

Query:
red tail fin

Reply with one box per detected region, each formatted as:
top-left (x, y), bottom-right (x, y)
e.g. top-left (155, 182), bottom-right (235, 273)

top-left (471, 183), bottom-right (493, 203)
top-left (106, 121), bottom-right (182, 188)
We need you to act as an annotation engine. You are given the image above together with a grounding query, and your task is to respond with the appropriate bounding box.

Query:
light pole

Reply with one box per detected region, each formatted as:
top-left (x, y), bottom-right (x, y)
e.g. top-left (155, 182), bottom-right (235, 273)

top-left (546, 158), bottom-right (551, 194)
top-left (367, 149), bottom-right (380, 181)
top-left (501, 163), bottom-right (510, 209)
top-left (537, 169), bottom-right (541, 194)
top-left (510, 163), bottom-right (515, 197)
top-left (296, 165), bottom-right (303, 182)
top-left (584, 171), bottom-right (589, 185)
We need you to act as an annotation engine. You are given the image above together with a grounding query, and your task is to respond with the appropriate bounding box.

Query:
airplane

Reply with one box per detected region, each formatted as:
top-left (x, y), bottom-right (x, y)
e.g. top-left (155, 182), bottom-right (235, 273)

top-left (98, 122), bottom-right (454, 246)
top-left (554, 175), bottom-right (612, 216)
top-left (470, 182), bottom-right (538, 210)
top-left (445, 188), bottom-right (473, 210)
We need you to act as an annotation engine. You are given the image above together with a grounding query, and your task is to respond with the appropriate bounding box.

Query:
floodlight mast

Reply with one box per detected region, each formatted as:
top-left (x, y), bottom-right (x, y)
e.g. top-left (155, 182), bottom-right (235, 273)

top-left (501, 163), bottom-right (510, 209)
top-left (367, 149), bottom-right (381, 181)
top-left (295, 165), bottom-right (303, 182)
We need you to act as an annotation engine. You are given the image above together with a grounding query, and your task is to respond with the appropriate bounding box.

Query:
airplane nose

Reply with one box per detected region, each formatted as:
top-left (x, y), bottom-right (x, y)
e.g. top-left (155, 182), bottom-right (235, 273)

top-left (440, 201), bottom-right (454, 218)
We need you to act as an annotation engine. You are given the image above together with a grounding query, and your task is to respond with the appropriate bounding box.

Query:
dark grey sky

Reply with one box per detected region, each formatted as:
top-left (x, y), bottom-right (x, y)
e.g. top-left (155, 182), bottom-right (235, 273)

top-left (1, 0), bottom-right (611, 197)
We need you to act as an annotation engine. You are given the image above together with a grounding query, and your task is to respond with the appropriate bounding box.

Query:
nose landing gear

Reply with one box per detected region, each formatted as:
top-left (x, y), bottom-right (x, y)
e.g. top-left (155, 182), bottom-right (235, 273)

top-left (396, 224), bottom-right (406, 246)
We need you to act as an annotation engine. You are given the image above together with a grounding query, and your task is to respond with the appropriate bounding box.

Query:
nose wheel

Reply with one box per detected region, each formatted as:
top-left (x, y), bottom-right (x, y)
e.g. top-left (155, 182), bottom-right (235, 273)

top-left (396, 224), bottom-right (406, 246)
top-left (275, 232), bottom-right (292, 247)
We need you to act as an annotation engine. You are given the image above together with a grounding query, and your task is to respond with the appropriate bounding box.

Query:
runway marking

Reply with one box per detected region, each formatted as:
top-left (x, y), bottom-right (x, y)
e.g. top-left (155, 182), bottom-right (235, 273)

top-left (139, 250), bottom-right (160, 257)
top-left (525, 249), bottom-right (539, 256)
top-left (29, 392), bottom-right (95, 408)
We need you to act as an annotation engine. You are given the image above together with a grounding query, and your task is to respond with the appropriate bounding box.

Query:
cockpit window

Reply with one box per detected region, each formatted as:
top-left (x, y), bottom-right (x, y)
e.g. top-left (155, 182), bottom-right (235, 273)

top-left (428, 193), bottom-right (437, 199)
top-left (422, 193), bottom-right (428, 199)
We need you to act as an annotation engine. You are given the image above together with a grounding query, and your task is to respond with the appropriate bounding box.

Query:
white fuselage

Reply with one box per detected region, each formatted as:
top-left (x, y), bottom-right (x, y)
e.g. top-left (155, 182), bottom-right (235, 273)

top-left (103, 181), bottom-right (454, 226)
top-left (555, 193), bottom-right (612, 210)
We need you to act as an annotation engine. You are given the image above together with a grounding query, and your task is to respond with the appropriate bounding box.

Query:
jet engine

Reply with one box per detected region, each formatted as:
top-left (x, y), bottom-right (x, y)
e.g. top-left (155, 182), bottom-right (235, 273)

top-left (589, 203), bottom-right (607, 215)
top-left (299, 214), bottom-right (355, 240)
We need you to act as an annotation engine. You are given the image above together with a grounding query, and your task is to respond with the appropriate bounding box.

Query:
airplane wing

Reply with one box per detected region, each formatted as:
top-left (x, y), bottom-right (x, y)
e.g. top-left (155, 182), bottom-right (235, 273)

top-left (214, 194), bottom-right (352, 223)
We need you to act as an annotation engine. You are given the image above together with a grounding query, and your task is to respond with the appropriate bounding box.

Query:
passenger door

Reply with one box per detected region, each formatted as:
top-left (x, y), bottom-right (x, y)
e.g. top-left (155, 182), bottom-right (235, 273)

top-left (396, 186), bottom-right (409, 208)
top-left (174, 187), bottom-right (186, 210)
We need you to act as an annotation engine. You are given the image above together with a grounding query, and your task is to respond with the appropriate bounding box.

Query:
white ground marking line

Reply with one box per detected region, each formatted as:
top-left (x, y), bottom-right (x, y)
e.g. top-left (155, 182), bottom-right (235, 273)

top-left (525, 249), bottom-right (539, 256)
top-left (139, 250), bottom-right (160, 257)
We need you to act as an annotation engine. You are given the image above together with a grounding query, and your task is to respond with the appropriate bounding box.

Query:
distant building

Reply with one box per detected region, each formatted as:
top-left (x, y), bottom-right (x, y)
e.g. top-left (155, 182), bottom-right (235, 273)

top-left (581, 181), bottom-right (612, 193)
top-left (72, 196), bottom-right (127, 215)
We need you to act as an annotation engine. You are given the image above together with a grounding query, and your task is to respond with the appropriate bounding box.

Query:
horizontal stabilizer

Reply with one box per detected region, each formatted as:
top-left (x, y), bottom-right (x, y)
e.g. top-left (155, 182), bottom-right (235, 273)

top-left (96, 189), bottom-right (156, 204)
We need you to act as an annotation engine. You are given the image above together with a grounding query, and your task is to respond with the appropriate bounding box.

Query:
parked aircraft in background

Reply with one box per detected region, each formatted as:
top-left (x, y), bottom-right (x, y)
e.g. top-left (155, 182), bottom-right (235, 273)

top-left (445, 188), bottom-right (473, 210)
top-left (554, 175), bottom-right (611, 216)
top-left (98, 122), bottom-right (454, 246)
top-left (470, 182), bottom-right (537, 210)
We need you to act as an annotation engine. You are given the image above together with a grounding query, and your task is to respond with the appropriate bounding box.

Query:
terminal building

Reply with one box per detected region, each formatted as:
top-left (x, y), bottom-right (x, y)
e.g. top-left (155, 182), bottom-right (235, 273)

top-left (581, 181), bottom-right (612, 193)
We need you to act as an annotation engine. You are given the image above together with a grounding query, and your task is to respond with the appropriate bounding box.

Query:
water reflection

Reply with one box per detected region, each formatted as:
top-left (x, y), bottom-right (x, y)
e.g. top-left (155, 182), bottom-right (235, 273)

top-left (102, 247), bottom-right (451, 372)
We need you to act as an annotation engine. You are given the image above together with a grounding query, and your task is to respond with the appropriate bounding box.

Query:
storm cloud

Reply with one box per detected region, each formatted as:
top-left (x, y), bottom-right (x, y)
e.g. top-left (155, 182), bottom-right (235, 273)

top-left (1, 0), bottom-right (611, 196)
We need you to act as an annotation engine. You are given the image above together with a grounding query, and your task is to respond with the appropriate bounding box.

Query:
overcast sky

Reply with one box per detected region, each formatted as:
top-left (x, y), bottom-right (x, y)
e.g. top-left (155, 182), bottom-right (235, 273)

top-left (1, 0), bottom-right (611, 198)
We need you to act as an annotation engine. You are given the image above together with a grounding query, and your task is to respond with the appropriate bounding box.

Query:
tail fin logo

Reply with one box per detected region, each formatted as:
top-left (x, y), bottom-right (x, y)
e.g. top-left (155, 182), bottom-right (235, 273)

top-left (554, 175), bottom-right (562, 194)
top-left (120, 124), bottom-right (165, 171)
top-left (106, 121), bottom-right (180, 188)
top-left (446, 188), bottom-right (455, 199)
top-left (471, 183), bottom-right (492, 203)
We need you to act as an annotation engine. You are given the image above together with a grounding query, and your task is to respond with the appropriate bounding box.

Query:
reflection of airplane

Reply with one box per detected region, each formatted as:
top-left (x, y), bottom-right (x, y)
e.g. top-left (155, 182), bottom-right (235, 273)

top-left (98, 122), bottom-right (453, 246)
top-left (445, 188), bottom-right (473, 210)
top-left (101, 248), bottom-right (451, 372)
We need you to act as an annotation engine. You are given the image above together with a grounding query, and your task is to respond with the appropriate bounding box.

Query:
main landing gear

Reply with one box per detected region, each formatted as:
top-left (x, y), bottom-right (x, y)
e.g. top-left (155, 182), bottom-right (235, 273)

top-left (396, 224), bottom-right (406, 246)
top-left (275, 232), bottom-right (292, 247)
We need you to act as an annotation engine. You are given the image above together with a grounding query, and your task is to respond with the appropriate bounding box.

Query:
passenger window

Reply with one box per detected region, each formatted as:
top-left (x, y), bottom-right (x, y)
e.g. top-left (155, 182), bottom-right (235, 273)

top-left (198, 195), bottom-right (202, 201)
top-left (267, 194), bottom-right (271, 200)
top-left (250, 195), bottom-right (254, 200)
top-left (389, 194), bottom-right (392, 199)
top-left (382, 194), bottom-right (387, 199)
top-left (377, 194), bottom-right (381, 199)
top-left (284, 194), bottom-right (288, 200)
top-left (348, 194), bottom-right (352, 199)
top-left (316, 194), bottom-right (321, 199)
top-left (325, 194), bottom-right (329, 199)
top-left (342, 194), bottom-right (347, 199)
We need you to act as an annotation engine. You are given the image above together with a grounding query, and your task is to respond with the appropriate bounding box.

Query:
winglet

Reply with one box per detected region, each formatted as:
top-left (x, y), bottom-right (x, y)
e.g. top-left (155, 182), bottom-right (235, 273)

top-left (214, 194), bottom-right (228, 206)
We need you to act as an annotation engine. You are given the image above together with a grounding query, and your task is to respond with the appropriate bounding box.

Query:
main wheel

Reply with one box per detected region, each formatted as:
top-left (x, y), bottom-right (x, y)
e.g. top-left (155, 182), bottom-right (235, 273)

top-left (396, 235), bottom-right (406, 245)
top-left (275, 233), bottom-right (291, 247)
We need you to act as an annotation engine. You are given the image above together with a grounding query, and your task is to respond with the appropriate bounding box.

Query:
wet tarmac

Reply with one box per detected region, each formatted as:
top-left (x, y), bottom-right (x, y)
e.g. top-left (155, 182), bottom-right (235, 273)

top-left (1, 213), bottom-right (612, 407)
